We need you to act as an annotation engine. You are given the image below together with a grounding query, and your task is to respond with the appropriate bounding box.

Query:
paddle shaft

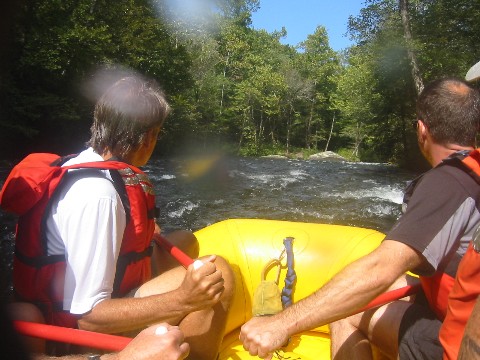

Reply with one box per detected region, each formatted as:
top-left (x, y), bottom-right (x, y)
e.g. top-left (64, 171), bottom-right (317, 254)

top-left (357, 283), bottom-right (421, 314)
top-left (14, 320), bottom-right (131, 352)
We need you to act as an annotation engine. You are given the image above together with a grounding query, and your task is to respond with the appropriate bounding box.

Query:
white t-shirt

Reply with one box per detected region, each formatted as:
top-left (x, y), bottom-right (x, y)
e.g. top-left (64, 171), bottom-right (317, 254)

top-left (44, 148), bottom-right (126, 315)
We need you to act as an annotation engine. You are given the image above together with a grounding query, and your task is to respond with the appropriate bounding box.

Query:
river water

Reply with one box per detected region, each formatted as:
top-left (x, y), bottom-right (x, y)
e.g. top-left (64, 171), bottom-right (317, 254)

top-left (0, 156), bottom-right (417, 296)
top-left (145, 155), bottom-right (416, 232)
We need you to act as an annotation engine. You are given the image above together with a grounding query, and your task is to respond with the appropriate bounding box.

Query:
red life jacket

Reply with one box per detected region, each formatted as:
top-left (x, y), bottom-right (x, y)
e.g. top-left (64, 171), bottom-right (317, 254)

top-left (420, 273), bottom-right (455, 321)
top-left (431, 149), bottom-right (480, 359)
top-left (418, 149), bottom-right (480, 321)
top-left (439, 242), bottom-right (480, 360)
top-left (0, 153), bottom-right (157, 328)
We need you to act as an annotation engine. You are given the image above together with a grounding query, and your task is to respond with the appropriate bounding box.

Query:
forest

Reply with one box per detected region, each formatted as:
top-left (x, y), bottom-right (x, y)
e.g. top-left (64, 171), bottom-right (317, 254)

top-left (0, 0), bottom-right (479, 169)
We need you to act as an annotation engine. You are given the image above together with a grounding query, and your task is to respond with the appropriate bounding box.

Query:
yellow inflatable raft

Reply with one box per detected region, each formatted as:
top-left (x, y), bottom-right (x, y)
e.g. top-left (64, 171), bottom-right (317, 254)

top-left (194, 218), bottom-right (386, 360)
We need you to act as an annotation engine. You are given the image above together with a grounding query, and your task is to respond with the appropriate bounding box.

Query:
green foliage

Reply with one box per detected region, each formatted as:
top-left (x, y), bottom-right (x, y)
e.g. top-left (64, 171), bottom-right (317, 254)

top-left (336, 148), bottom-right (360, 162)
top-left (1, 0), bottom-right (479, 169)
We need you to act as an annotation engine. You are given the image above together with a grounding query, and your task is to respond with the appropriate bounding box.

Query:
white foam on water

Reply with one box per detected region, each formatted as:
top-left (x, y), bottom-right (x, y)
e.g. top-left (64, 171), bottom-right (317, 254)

top-left (328, 185), bottom-right (403, 204)
top-left (244, 169), bottom-right (311, 189)
top-left (159, 174), bottom-right (176, 180)
top-left (289, 169), bottom-right (309, 178)
top-left (167, 201), bottom-right (199, 218)
top-left (365, 203), bottom-right (401, 217)
top-left (228, 169), bottom-right (245, 178)
top-left (286, 207), bottom-right (329, 219)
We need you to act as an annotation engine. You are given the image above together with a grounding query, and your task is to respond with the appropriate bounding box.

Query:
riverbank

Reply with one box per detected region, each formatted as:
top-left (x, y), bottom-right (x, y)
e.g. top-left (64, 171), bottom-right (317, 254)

top-left (262, 151), bottom-right (348, 161)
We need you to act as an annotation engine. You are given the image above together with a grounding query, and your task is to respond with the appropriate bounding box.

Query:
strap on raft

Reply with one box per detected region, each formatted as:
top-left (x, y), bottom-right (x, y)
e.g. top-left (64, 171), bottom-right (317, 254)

top-left (281, 236), bottom-right (296, 308)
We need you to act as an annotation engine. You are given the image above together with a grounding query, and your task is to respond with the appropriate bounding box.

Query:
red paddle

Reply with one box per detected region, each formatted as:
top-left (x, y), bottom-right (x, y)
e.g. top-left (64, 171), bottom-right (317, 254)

top-left (152, 233), bottom-right (204, 269)
top-left (357, 283), bottom-right (421, 313)
top-left (152, 233), bottom-right (194, 268)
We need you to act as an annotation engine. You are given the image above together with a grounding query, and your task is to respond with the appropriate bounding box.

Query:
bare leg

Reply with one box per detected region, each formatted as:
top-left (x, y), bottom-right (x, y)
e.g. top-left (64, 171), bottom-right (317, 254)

top-left (366, 301), bottom-right (412, 359)
top-left (7, 302), bottom-right (46, 354)
top-left (178, 256), bottom-right (235, 360)
top-left (330, 275), bottom-right (417, 360)
top-left (136, 255), bottom-right (235, 360)
top-left (330, 311), bottom-right (375, 360)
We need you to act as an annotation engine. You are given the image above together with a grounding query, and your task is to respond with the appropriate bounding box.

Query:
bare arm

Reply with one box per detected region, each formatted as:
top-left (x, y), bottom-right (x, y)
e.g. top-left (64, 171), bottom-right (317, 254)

top-left (285, 240), bottom-right (422, 332)
top-left (78, 256), bottom-right (224, 334)
top-left (240, 240), bottom-right (424, 359)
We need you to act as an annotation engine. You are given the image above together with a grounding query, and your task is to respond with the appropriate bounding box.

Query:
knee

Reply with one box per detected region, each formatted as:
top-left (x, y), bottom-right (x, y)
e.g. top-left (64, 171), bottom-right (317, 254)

top-left (7, 302), bottom-right (45, 324)
top-left (329, 318), bottom-right (350, 336)
top-left (165, 230), bottom-right (199, 259)
top-left (7, 302), bottom-right (46, 353)
top-left (329, 315), bottom-right (361, 338)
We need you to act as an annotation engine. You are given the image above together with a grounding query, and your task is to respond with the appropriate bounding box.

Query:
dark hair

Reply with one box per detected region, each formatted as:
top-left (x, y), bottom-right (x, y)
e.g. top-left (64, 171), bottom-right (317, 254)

top-left (87, 76), bottom-right (170, 158)
top-left (416, 77), bottom-right (480, 146)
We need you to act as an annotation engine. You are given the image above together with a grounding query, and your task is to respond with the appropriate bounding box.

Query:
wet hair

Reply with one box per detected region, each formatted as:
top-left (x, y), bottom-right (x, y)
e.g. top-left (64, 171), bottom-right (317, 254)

top-left (87, 76), bottom-right (170, 158)
top-left (416, 77), bottom-right (480, 146)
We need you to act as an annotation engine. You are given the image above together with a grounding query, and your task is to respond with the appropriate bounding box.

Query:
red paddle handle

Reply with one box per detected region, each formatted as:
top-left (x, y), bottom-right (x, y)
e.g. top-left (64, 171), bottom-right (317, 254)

top-left (357, 283), bottom-right (421, 313)
top-left (152, 233), bottom-right (194, 269)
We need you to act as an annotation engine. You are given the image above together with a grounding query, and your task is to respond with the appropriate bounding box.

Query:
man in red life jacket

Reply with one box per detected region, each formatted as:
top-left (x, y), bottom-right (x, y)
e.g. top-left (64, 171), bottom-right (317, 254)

top-left (438, 61), bottom-right (480, 360)
top-left (456, 62), bottom-right (480, 360)
top-left (4, 75), bottom-right (234, 360)
top-left (239, 77), bottom-right (480, 360)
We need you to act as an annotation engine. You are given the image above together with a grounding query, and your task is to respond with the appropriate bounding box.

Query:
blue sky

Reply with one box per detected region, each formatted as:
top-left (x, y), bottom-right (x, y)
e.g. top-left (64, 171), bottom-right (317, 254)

top-left (251, 0), bottom-right (365, 51)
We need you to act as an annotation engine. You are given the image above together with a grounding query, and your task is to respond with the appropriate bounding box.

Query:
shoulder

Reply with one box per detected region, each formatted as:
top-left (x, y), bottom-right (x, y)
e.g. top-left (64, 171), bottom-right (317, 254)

top-left (56, 175), bottom-right (123, 221)
top-left (62, 147), bottom-right (103, 165)
top-left (67, 174), bottom-right (117, 199)
top-left (419, 164), bottom-right (479, 196)
top-left (60, 148), bottom-right (118, 200)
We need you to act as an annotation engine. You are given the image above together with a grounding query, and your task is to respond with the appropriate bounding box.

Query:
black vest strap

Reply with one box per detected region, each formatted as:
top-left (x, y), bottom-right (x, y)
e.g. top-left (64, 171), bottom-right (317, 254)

top-left (108, 169), bottom-right (132, 224)
top-left (14, 246), bottom-right (65, 267)
top-left (112, 245), bottom-right (154, 297)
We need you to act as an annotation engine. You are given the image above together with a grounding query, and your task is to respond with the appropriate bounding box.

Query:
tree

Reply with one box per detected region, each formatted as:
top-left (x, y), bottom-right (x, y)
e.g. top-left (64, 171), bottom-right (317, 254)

top-left (399, 0), bottom-right (423, 94)
top-left (332, 50), bottom-right (381, 158)
top-left (296, 26), bottom-right (340, 150)
top-left (1, 0), bottom-right (192, 157)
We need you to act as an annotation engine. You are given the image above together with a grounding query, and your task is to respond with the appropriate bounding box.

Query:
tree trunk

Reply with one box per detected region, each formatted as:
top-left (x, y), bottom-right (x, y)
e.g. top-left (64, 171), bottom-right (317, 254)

top-left (258, 109), bottom-right (264, 152)
top-left (325, 113), bottom-right (335, 152)
top-left (238, 110), bottom-right (247, 149)
top-left (353, 122), bottom-right (363, 157)
top-left (220, 53), bottom-right (230, 115)
top-left (306, 99), bottom-right (314, 149)
top-left (286, 105), bottom-right (294, 154)
top-left (399, 0), bottom-right (424, 95)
